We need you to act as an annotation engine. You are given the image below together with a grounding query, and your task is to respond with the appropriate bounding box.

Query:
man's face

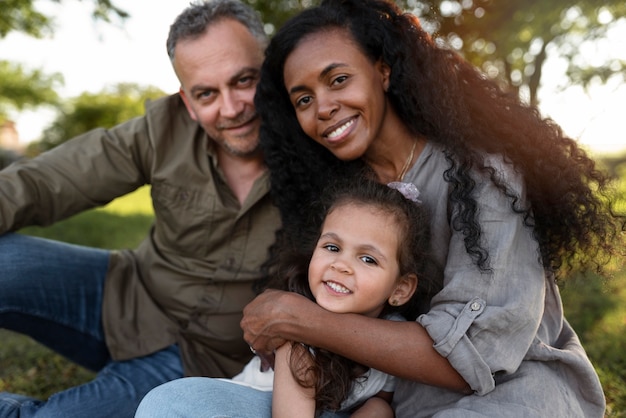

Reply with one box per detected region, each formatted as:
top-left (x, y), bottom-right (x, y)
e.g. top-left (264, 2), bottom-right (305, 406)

top-left (175, 19), bottom-right (264, 158)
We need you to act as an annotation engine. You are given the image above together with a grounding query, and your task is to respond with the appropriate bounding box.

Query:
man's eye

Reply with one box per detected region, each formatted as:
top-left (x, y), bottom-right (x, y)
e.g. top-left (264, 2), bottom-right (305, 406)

top-left (238, 74), bottom-right (258, 87)
top-left (197, 90), bottom-right (214, 100)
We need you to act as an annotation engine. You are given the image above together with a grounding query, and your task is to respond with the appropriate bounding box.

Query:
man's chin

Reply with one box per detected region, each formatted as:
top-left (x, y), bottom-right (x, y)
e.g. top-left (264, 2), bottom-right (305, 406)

top-left (220, 139), bottom-right (261, 158)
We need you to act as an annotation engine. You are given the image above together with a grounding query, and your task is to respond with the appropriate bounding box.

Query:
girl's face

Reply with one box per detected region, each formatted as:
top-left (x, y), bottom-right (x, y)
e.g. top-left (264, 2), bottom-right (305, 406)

top-left (283, 29), bottom-right (391, 161)
top-left (308, 203), bottom-right (413, 318)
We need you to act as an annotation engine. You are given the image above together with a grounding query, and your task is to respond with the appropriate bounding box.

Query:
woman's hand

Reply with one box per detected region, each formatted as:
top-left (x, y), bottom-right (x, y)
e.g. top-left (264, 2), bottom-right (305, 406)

top-left (241, 289), bottom-right (317, 359)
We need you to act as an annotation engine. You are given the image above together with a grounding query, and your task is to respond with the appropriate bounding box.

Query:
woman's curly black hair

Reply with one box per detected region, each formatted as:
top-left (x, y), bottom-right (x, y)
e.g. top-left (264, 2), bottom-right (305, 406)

top-left (264, 175), bottom-right (441, 412)
top-left (256, 0), bottom-right (625, 278)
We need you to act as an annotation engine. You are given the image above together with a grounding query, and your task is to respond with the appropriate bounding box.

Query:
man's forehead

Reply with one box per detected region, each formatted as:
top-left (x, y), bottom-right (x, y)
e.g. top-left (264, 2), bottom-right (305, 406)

top-left (173, 20), bottom-right (264, 90)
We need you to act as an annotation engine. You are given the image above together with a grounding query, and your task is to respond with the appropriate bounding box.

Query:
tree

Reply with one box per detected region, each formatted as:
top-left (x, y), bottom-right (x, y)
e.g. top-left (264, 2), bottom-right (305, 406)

top-left (0, 61), bottom-right (61, 124)
top-left (0, 0), bottom-right (127, 123)
top-left (245, 0), bottom-right (625, 107)
top-left (409, 0), bottom-right (626, 106)
top-left (0, 0), bottom-right (127, 39)
top-left (27, 83), bottom-right (164, 155)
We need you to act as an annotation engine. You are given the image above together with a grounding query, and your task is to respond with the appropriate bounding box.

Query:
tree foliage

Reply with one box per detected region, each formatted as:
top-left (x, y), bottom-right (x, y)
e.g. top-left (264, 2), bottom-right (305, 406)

top-left (1, 0), bottom-right (127, 123)
top-left (28, 83), bottom-right (163, 154)
top-left (0, 0), bottom-right (127, 39)
top-left (245, 0), bottom-right (626, 106)
top-left (0, 62), bottom-right (62, 124)
top-left (406, 0), bottom-right (626, 106)
top-left (3, 0), bottom-right (624, 130)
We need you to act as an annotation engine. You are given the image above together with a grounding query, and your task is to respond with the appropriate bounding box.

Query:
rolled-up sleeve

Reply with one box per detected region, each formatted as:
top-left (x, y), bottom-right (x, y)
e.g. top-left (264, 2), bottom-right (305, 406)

top-left (418, 160), bottom-right (545, 395)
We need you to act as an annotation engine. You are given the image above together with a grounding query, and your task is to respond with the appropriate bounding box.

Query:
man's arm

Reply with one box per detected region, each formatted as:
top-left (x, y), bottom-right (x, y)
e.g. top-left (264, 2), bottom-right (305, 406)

top-left (242, 290), bottom-right (470, 392)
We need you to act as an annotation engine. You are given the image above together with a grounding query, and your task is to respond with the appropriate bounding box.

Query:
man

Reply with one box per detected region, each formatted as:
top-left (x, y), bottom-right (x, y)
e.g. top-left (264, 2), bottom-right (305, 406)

top-left (0, 1), bottom-right (280, 416)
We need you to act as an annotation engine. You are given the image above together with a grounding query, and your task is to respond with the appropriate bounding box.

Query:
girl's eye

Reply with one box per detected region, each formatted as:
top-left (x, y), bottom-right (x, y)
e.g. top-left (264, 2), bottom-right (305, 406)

top-left (323, 244), bottom-right (339, 252)
top-left (360, 255), bottom-right (377, 265)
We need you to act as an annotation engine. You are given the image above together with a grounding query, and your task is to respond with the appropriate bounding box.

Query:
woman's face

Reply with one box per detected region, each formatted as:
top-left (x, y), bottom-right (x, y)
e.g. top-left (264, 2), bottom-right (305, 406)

top-left (283, 29), bottom-right (391, 161)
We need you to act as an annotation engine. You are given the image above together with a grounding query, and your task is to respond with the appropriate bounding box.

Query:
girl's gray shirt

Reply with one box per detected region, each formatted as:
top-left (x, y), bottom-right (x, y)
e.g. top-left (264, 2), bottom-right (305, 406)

top-left (392, 142), bottom-right (605, 417)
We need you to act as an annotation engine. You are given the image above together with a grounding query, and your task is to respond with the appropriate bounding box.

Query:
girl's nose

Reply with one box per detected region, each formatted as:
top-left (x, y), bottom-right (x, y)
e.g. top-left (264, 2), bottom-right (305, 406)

top-left (330, 260), bottom-right (351, 274)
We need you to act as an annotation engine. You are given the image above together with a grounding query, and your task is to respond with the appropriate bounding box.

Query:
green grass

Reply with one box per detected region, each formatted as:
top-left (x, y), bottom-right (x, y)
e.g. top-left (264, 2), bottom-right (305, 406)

top-left (561, 268), bottom-right (626, 417)
top-left (1, 184), bottom-right (626, 416)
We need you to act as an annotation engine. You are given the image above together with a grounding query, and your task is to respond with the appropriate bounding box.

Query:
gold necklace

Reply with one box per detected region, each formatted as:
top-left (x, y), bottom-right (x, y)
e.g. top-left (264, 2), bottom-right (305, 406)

top-left (397, 140), bottom-right (417, 181)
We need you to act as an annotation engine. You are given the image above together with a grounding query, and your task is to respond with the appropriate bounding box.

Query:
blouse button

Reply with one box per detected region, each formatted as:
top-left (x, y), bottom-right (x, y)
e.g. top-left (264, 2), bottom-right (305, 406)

top-left (470, 301), bottom-right (482, 311)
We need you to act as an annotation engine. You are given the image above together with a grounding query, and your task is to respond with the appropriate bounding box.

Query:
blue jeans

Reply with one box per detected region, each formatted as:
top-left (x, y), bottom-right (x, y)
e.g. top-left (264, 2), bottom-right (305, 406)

top-left (135, 377), bottom-right (350, 418)
top-left (0, 233), bottom-right (184, 417)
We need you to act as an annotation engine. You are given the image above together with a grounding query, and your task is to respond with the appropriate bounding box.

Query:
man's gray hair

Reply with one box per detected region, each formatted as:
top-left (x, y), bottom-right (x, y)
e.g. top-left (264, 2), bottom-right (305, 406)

top-left (166, 0), bottom-right (268, 62)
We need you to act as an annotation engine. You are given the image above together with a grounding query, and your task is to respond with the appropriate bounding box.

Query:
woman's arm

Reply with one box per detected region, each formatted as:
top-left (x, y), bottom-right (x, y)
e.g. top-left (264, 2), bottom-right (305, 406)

top-left (242, 290), bottom-right (469, 392)
top-left (272, 343), bottom-right (316, 418)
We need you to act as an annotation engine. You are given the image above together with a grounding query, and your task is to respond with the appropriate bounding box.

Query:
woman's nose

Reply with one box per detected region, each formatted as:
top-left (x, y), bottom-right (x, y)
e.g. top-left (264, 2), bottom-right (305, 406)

top-left (317, 93), bottom-right (338, 120)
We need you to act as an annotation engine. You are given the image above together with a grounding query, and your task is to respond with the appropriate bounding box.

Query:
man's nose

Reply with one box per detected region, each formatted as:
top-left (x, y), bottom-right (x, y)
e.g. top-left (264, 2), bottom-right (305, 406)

top-left (220, 90), bottom-right (245, 118)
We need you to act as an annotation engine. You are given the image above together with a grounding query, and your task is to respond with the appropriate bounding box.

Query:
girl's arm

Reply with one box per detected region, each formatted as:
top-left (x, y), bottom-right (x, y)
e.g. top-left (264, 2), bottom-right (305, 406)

top-left (272, 342), bottom-right (316, 418)
top-left (350, 391), bottom-right (394, 418)
top-left (242, 289), bottom-right (469, 392)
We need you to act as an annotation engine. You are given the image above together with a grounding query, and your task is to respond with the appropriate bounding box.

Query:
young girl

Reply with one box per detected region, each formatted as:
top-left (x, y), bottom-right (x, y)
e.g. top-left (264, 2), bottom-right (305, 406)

top-left (135, 177), bottom-right (439, 417)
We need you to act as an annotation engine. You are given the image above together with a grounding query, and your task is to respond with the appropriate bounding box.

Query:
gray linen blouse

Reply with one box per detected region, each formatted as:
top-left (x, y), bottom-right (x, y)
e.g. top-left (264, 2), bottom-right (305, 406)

top-left (392, 142), bottom-right (605, 417)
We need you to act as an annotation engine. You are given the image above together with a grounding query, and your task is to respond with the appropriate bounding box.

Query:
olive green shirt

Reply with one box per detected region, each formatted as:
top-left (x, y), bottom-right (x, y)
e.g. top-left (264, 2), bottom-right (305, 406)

top-left (0, 94), bottom-right (281, 377)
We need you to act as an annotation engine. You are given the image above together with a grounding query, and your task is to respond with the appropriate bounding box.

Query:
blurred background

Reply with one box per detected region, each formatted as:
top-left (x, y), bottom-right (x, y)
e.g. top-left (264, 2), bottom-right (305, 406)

top-left (1, 0), bottom-right (625, 416)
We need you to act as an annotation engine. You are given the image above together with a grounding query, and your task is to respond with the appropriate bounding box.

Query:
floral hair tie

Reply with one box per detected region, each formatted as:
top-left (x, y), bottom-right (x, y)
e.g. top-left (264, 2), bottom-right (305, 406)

top-left (387, 181), bottom-right (422, 203)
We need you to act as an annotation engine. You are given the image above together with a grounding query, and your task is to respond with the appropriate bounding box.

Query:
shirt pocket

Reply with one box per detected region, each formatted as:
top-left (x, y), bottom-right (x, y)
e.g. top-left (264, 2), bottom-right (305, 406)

top-left (151, 181), bottom-right (225, 257)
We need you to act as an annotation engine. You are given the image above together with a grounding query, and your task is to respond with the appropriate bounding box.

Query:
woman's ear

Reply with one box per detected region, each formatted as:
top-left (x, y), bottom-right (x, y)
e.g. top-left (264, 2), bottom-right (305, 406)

top-left (388, 273), bottom-right (418, 306)
top-left (377, 59), bottom-right (391, 92)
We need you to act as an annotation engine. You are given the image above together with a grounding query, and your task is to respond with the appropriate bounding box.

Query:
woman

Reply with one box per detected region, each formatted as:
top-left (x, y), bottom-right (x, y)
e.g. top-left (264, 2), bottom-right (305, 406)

top-left (243, 0), bottom-right (624, 416)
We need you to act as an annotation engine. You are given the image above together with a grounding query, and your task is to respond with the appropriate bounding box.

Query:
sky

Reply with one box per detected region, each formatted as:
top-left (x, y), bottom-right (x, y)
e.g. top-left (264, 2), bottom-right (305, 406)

top-left (2, 0), bottom-right (626, 155)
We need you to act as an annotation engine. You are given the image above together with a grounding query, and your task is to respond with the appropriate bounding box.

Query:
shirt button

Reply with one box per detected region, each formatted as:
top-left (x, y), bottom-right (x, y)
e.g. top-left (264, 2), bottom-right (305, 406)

top-left (470, 301), bottom-right (482, 311)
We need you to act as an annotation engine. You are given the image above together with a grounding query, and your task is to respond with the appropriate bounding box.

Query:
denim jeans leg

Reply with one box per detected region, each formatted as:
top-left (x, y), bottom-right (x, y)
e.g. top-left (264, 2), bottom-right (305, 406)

top-left (135, 377), bottom-right (274, 418)
top-left (0, 233), bottom-right (111, 369)
top-left (0, 233), bottom-right (185, 417)
top-left (0, 345), bottom-right (184, 418)
top-left (135, 377), bottom-right (350, 418)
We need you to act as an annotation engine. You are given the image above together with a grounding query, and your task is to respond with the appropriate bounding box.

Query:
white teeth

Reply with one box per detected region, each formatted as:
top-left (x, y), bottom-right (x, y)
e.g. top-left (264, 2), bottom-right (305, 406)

top-left (325, 281), bottom-right (350, 294)
top-left (327, 120), bottom-right (354, 139)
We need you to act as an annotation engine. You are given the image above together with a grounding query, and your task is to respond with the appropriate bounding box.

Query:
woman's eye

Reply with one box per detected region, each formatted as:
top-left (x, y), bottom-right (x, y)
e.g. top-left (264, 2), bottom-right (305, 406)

top-left (296, 95), bottom-right (312, 107)
top-left (332, 75), bottom-right (348, 86)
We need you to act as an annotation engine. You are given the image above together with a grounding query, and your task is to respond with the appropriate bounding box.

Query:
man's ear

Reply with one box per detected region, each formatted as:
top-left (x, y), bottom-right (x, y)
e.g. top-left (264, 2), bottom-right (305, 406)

top-left (388, 273), bottom-right (417, 306)
top-left (179, 87), bottom-right (198, 122)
